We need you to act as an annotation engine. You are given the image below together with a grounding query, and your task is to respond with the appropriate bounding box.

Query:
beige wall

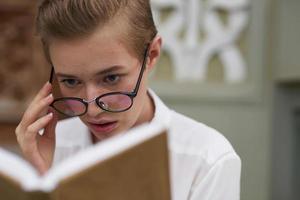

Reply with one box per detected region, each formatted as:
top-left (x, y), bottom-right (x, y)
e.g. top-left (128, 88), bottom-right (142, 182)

top-left (159, 0), bottom-right (299, 200)
top-left (153, 0), bottom-right (298, 199)
top-left (273, 0), bottom-right (300, 82)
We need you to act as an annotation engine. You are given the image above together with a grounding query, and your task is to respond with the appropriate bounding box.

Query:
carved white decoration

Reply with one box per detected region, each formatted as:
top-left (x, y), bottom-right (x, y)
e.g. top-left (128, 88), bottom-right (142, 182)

top-left (151, 0), bottom-right (250, 83)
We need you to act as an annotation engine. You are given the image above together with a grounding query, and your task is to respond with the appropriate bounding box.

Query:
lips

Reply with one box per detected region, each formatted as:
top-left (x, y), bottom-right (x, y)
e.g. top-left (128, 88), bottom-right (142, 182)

top-left (88, 121), bottom-right (118, 134)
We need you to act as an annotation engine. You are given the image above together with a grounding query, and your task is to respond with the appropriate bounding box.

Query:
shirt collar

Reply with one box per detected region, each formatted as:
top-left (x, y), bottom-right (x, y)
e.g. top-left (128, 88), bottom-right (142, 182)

top-left (147, 89), bottom-right (171, 127)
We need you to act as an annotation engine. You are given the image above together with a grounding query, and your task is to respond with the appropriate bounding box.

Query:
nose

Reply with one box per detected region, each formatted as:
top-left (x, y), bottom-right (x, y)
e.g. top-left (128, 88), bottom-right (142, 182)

top-left (85, 87), bottom-right (104, 117)
top-left (86, 99), bottom-right (102, 117)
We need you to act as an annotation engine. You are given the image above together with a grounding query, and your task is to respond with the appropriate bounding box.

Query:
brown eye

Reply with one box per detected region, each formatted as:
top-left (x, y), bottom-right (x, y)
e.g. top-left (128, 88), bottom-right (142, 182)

top-left (104, 74), bottom-right (120, 84)
top-left (61, 79), bottom-right (81, 88)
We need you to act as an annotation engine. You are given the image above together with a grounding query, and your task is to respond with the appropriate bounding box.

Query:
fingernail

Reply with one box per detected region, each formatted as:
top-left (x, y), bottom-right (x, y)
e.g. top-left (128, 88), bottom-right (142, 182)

top-left (47, 93), bottom-right (53, 100)
top-left (45, 81), bottom-right (52, 88)
top-left (48, 112), bottom-right (53, 117)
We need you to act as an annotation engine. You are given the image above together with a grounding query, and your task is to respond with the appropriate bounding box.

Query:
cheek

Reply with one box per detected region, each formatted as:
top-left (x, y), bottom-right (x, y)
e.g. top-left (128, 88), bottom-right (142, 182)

top-left (118, 91), bottom-right (146, 122)
top-left (59, 87), bottom-right (68, 97)
top-left (129, 86), bottom-right (148, 115)
top-left (55, 83), bottom-right (70, 97)
top-left (121, 75), bottom-right (138, 91)
top-left (118, 76), bottom-right (148, 119)
top-left (57, 84), bottom-right (85, 98)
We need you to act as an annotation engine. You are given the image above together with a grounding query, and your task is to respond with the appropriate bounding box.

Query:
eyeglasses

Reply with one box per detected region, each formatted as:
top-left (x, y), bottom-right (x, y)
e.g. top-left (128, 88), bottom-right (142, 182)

top-left (49, 45), bottom-right (150, 117)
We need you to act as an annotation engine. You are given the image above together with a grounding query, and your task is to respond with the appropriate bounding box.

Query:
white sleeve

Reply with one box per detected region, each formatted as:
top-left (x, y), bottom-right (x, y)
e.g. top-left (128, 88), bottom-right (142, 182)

top-left (189, 153), bottom-right (241, 200)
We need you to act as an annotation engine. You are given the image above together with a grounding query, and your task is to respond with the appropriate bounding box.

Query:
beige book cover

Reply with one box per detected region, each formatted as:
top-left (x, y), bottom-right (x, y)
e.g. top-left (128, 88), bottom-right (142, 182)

top-left (0, 123), bottom-right (171, 200)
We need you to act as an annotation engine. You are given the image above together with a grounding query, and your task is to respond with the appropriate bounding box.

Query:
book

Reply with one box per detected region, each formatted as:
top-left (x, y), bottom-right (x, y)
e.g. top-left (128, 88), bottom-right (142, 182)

top-left (0, 123), bottom-right (171, 200)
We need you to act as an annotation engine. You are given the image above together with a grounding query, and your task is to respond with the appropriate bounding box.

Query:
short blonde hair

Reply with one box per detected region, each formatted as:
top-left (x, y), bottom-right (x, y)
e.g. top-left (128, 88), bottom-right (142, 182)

top-left (36, 0), bottom-right (157, 61)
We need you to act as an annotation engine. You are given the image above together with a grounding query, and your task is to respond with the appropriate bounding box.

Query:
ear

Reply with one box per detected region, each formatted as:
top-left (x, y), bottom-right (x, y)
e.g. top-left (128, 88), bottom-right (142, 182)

top-left (146, 35), bottom-right (162, 71)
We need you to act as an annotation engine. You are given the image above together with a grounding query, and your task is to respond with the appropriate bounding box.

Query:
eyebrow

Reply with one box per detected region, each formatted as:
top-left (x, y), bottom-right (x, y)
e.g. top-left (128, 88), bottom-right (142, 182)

top-left (55, 65), bottom-right (125, 79)
top-left (95, 65), bottom-right (124, 76)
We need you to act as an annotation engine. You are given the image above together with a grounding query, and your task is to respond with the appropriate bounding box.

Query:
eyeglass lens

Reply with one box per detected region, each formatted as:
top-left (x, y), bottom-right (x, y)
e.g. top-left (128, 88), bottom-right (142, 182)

top-left (98, 94), bottom-right (132, 112)
top-left (52, 93), bottom-right (133, 116)
top-left (52, 99), bottom-right (86, 116)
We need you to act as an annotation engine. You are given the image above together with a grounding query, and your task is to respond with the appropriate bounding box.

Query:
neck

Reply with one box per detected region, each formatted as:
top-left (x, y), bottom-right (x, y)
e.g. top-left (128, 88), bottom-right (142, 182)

top-left (135, 91), bottom-right (155, 126)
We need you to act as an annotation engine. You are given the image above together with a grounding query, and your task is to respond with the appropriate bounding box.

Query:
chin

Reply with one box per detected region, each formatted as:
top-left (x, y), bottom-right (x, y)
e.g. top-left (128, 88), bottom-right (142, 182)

top-left (91, 131), bottom-right (113, 142)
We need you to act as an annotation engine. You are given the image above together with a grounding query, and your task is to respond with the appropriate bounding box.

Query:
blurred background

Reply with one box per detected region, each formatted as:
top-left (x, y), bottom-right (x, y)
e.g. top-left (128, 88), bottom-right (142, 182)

top-left (0, 0), bottom-right (299, 200)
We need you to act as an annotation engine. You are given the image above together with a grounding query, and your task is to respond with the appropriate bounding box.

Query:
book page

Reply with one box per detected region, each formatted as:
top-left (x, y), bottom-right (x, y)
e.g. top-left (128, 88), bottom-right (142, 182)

top-left (0, 148), bottom-right (40, 190)
top-left (39, 122), bottom-right (167, 192)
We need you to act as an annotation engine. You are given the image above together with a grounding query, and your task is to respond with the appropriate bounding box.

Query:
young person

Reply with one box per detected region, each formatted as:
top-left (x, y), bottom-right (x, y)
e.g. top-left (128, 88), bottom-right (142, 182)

top-left (15, 0), bottom-right (241, 199)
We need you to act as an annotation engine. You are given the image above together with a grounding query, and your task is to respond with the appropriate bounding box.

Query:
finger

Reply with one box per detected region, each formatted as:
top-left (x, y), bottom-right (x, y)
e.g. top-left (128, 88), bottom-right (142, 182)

top-left (30, 82), bottom-right (52, 107)
top-left (21, 82), bottom-right (52, 127)
top-left (18, 113), bottom-right (53, 164)
top-left (43, 108), bottom-right (58, 139)
top-left (21, 93), bottom-right (54, 128)
top-left (24, 113), bottom-right (54, 142)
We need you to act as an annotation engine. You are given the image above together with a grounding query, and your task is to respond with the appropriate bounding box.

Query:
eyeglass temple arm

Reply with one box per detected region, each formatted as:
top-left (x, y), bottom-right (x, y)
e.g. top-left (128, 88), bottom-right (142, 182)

top-left (132, 43), bottom-right (151, 96)
top-left (49, 65), bottom-right (54, 84)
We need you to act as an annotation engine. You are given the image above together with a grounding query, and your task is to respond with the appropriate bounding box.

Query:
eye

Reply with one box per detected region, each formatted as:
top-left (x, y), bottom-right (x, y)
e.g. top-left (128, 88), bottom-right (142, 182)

top-left (103, 74), bottom-right (120, 85)
top-left (60, 79), bottom-right (81, 88)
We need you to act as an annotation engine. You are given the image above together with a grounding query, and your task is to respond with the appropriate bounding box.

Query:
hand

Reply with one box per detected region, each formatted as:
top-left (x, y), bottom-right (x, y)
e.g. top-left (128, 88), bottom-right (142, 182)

top-left (15, 82), bottom-right (58, 175)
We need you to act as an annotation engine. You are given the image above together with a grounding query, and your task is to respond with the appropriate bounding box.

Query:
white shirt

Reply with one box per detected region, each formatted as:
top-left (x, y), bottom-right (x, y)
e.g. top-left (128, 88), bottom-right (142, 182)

top-left (54, 90), bottom-right (241, 200)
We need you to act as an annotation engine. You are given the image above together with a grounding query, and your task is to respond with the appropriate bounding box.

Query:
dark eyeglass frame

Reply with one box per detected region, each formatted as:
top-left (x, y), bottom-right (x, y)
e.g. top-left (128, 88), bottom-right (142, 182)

top-left (49, 43), bottom-right (151, 117)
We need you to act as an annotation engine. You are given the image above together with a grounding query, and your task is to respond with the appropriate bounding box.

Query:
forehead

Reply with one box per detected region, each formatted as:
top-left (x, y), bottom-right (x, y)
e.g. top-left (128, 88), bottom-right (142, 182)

top-left (49, 26), bottom-right (137, 75)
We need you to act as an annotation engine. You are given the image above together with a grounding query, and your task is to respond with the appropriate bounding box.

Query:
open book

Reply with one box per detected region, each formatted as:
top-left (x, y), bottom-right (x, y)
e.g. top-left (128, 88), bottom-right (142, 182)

top-left (0, 123), bottom-right (171, 200)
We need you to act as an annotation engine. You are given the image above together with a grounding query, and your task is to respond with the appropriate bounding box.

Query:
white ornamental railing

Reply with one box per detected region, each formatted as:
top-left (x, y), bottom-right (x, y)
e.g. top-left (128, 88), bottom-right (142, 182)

top-left (151, 0), bottom-right (250, 83)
